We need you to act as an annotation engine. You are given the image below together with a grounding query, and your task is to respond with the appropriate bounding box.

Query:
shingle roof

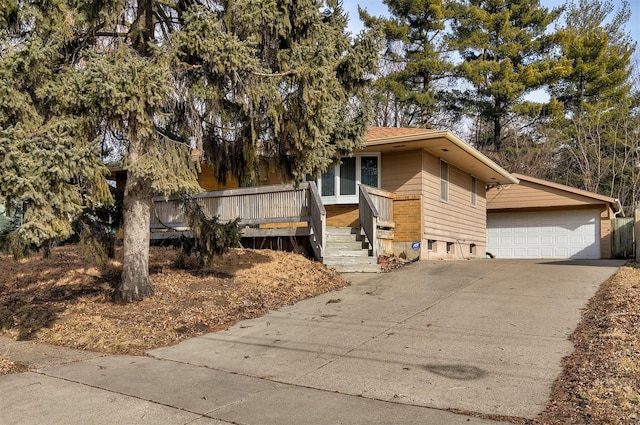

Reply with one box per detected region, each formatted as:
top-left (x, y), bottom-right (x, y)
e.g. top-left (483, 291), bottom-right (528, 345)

top-left (364, 127), bottom-right (438, 141)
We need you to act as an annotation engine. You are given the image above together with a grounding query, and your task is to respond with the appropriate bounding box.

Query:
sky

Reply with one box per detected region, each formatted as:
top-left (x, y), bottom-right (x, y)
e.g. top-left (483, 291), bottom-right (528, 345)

top-left (342, 0), bottom-right (640, 47)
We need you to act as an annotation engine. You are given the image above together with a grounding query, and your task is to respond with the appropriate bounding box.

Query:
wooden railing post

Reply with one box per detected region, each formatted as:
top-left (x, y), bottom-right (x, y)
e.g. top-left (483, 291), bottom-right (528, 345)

top-left (359, 185), bottom-right (396, 258)
top-left (307, 181), bottom-right (326, 259)
top-left (359, 185), bottom-right (379, 258)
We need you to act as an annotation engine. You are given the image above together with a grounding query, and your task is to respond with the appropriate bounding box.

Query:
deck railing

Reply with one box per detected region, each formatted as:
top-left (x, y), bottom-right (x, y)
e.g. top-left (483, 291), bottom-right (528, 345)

top-left (151, 182), bottom-right (326, 257)
top-left (358, 185), bottom-right (395, 258)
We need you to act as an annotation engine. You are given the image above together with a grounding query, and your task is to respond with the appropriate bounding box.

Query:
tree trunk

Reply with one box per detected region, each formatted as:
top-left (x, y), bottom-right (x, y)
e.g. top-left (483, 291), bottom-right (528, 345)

top-left (115, 172), bottom-right (155, 302)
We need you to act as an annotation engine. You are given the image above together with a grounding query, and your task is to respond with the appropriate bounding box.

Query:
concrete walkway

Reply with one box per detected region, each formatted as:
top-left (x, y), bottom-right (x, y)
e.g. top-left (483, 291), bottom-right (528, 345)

top-left (0, 259), bottom-right (624, 424)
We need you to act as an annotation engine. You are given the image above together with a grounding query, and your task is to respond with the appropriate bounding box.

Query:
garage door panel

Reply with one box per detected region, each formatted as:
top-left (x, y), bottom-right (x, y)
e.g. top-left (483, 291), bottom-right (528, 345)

top-left (487, 210), bottom-right (601, 259)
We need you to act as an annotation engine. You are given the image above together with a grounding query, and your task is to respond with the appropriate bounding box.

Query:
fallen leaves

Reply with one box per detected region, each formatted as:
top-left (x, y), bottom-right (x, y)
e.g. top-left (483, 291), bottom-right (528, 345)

top-left (0, 245), bottom-right (348, 357)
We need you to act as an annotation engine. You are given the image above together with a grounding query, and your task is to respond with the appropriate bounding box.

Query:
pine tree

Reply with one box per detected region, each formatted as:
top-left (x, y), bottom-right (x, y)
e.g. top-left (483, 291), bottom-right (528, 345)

top-left (448, 0), bottom-right (570, 151)
top-left (360, 0), bottom-right (453, 128)
top-left (0, 1), bottom-right (381, 302)
top-left (547, 0), bottom-right (637, 205)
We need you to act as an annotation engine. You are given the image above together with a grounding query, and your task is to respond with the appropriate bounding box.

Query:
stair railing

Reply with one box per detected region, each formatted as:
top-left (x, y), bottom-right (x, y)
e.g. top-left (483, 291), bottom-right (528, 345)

top-left (307, 181), bottom-right (326, 259)
top-left (359, 185), bottom-right (379, 258)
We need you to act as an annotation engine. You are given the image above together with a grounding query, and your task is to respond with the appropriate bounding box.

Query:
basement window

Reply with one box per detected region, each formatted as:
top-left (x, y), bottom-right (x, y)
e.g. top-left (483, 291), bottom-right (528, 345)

top-left (446, 242), bottom-right (454, 254)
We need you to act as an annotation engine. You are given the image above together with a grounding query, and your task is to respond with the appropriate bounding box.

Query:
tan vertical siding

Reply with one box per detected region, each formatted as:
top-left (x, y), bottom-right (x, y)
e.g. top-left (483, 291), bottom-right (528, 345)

top-left (198, 163), bottom-right (240, 191)
top-left (381, 150), bottom-right (422, 195)
top-left (421, 150), bottom-right (487, 257)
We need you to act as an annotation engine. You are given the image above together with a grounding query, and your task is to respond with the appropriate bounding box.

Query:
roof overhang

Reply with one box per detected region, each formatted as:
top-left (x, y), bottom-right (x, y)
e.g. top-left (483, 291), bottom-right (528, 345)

top-left (359, 128), bottom-right (519, 185)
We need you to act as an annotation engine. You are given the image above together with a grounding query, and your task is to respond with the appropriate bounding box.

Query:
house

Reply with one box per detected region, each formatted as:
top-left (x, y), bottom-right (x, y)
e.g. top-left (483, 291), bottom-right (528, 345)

top-left (123, 127), bottom-right (518, 271)
top-left (312, 127), bottom-right (518, 263)
top-left (486, 173), bottom-right (624, 259)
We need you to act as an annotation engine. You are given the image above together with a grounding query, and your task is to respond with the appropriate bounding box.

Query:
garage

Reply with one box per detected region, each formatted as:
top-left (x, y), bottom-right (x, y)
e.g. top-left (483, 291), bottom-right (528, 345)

top-left (486, 173), bottom-right (621, 260)
top-left (487, 209), bottom-right (601, 259)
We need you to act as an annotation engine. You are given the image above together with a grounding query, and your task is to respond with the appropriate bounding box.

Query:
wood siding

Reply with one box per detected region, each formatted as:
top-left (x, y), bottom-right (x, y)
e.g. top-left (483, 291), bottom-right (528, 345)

top-left (198, 163), bottom-right (239, 191)
top-left (421, 150), bottom-right (487, 256)
top-left (380, 150), bottom-right (422, 195)
top-left (487, 180), bottom-right (609, 209)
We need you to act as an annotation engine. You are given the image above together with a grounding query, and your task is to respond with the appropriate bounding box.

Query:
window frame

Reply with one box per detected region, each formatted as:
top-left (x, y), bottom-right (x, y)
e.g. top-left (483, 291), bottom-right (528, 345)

top-left (470, 175), bottom-right (477, 207)
top-left (440, 159), bottom-right (449, 202)
top-left (318, 153), bottom-right (381, 204)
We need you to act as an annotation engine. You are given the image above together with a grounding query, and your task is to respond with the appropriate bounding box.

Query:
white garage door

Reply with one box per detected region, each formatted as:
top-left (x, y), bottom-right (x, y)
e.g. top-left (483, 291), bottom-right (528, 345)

top-left (487, 209), bottom-right (601, 259)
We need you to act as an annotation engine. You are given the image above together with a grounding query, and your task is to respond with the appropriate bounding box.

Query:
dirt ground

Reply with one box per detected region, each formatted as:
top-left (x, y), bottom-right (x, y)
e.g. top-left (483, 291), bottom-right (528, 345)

top-left (1, 247), bottom-right (639, 423)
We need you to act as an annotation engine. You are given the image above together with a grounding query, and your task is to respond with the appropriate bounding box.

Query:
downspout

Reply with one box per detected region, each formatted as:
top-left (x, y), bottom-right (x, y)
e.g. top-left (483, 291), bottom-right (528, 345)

top-left (613, 199), bottom-right (625, 218)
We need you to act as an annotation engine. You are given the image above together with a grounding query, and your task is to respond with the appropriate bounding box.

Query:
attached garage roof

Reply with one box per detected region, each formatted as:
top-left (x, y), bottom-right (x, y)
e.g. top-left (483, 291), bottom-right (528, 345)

top-left (361, 127), bottom-right (519, 185)
top-left (487, 173), bottom-right (622, 215)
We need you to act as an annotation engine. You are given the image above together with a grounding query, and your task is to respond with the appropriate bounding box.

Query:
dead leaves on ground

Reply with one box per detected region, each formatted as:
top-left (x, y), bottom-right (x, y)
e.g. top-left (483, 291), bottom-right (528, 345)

top-left (0, 245), bottom-right (348, 356)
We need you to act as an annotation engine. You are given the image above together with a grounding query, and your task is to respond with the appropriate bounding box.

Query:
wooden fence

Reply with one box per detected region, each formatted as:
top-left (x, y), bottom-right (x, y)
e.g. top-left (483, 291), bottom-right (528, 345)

top-left (611, 217), bottom-right (634, 259)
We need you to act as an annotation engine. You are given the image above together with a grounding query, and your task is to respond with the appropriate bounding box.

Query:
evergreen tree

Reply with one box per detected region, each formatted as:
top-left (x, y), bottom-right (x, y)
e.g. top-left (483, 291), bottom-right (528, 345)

top-left (448, 0), bottom-right (570, 151)
top-left (551, 0), bottom-right (635, 114)
top-left (548, 0), bottom-right (637, 206)
top-left (360, 0), bottom-right (453, 128)
top-left (0, 0), bottom-right (381, 302)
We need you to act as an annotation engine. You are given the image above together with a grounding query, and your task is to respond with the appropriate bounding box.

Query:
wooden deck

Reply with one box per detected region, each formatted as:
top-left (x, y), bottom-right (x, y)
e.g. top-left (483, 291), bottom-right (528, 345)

top-left (150, 182), bottom-right (394, 260)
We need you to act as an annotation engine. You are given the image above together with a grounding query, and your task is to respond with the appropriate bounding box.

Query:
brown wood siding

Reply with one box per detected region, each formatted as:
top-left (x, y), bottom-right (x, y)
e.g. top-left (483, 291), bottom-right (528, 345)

top-left (326, 204), bottom-right (359, 227)
top-left (421, 151), bottom-right (487, 246)
top-left (198, 163), bottom-right (240, 191)
top-left (393, 195), bottom-right (422, 242)
top-left (487, 180), bottom-right (608, 209)
top-left (381, 150), bottom-right (422, 196)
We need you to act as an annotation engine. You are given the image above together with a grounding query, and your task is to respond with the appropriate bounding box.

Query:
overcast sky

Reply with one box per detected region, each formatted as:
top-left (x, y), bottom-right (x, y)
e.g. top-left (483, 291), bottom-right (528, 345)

top-left (342, 0), bottom-right (640, 46)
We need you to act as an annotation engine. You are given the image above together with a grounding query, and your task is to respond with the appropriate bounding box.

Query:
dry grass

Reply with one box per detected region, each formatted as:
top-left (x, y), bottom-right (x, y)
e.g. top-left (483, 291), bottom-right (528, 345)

top-left (0, 245), bottom-right (347, 358)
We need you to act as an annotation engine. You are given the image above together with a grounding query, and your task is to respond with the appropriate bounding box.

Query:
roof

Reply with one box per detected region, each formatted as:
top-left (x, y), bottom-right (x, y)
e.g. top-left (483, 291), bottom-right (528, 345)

top-left (360, 127), bottom-right (519, 185)
top-left (512, 173), bottom-right (619, 205)
top-left (364, 127), bottom-right (440, 139)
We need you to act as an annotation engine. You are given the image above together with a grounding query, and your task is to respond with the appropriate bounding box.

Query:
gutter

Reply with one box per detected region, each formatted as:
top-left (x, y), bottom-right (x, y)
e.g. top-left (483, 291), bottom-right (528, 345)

top-left (613, 198), bottom-right (625, 218)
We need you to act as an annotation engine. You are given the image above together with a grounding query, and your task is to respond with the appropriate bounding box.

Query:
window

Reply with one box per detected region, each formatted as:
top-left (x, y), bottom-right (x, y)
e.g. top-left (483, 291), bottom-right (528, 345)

top-left (470, 243), bottom-right (476, 255)
top-left (446, 242), bottom-right (454, 254)
top-left (340, 157), bottom-right (356, 196)
top-left (440, 160), bottom-right (449, 202)
top-left (427, 240), bottom-right (434, 251)
top-left (321, 167), bottom-right (335, 197)
top-left (318, 154), bottom-right (380, 204)
top-left (470, 176), bottom-right (477, 206)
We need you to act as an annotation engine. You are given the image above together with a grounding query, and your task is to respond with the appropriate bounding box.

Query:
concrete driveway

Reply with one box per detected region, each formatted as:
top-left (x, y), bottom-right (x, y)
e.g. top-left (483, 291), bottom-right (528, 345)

top-left (1, 258), bottom-right (624, 424)
top-left (146, 258), bottom-right (622, 419)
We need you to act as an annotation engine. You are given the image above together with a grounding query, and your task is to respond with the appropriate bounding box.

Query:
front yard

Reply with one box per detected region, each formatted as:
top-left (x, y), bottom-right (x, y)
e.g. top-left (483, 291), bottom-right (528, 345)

top-left (1, 246), bottom-right (639, 423)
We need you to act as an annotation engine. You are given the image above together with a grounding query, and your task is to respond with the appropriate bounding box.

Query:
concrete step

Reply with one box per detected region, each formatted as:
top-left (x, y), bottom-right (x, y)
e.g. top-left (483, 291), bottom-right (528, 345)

top-left (326, 241), bottom-right (368, 250)
top-left (326, 234), bottom-right (364, 243)
top-left (326, 227), bottom-right (360, 236)
top-left (323, 249), bottom-right (370, 257)
top-left (325, 263), bottom-right (381, 273)
top-left (323, 256), bottom-right (378, 265)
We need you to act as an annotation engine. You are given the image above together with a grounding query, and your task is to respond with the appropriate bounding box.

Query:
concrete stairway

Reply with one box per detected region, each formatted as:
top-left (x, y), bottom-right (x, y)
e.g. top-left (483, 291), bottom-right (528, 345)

top-left (322, 227), bottom-right (381, 273)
